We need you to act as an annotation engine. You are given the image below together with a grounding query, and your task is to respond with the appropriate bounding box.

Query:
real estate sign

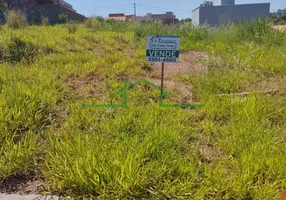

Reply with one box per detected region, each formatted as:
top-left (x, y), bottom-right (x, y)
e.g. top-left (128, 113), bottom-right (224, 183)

top-left (146, 36), bottom-right (180, 63)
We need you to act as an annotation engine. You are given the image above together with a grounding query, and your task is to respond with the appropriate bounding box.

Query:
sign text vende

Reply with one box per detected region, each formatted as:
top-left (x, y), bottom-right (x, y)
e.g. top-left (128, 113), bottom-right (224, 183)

top-left (147, 50), bottom-right (179, 57)
top-left (146, 36), bottom-right (180, 63)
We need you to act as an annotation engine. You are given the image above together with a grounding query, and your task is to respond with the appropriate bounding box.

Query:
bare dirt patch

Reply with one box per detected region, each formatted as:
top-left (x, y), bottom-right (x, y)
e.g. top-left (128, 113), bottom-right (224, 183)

top-left (64, 72), bottom-right (105, 101)
top-left (92, 49), bottom-right (135, 58)
top-left (247, 76), bottom-right (286, 95)
top-left (149, 51), bottom-right (208, 103)
top-left (152, 51), bottom-right (207, 77)
top-left (272, 25), bottom-right (286, 32)
top-left (0, 175), bottom-right (45, 195)
top-left (147, 78), bottom-right (194, 104)
top-left (62, 51), bottom-right (207, 104)
top-left (255, 78), bottom-right (280, 91)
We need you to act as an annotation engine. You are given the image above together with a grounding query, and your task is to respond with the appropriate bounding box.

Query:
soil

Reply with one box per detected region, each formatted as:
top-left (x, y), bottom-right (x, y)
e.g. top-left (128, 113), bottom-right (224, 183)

top-left (0, 175), bottom-right (45, 195)
top-left (0, 51), bottom-right (208, 195)
top-left (152, 51), bottom-right (207, 77)
top-left (147, 78), bottom-right (195, 104)
top-left (64, 72), bottom-right (105, 101)
top-left (246, 75), bottom-right (286, 95)
top-left (272, 25), bottom-right (286, 31)
top-left (64, 51), bottom-right (208, 104)
top-left (150, 51), bottom-right (207, 103)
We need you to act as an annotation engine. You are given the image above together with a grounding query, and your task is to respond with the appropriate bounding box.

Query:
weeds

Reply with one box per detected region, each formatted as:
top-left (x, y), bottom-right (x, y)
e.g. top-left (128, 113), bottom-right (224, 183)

top-left (0, 132), bottom-right (39, 181)
top-left (41, 17), bottom-right (49, 26)
top-left (66, 23), bottom-right (77, 34)
top-left (44, 106), bottom-right (201, 198)
top-left (6, 10), bottom-right (27, 29)
top-left (58, 14), bottom-right (68, 24)
top-left (5, 36), bottom-right (39, 63)
top-left (0, 20), bottom-right (285, 199)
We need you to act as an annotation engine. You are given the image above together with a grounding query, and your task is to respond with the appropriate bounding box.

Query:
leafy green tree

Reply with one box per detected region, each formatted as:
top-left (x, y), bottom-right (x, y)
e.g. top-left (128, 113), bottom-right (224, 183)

top-left (180, 18), bottom-right (192, 24)
top-left (58, 13), bottom-right (68, 24)
top-left (6, 10), bottom-right (27, 28)
top-left (0, 0), bottom-right (7, 11)
top-left (270, 8), bottom-right (286, 24)
top-left (96, 16), bottom-right (104, 25)
top-left (200, 1), bottom-right (213, 7)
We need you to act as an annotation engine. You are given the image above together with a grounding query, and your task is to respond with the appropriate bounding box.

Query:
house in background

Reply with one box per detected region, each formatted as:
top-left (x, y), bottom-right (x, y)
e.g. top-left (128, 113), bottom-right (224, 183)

top-left (132, 13), bottom-right (153, 23)
top-left (106, 12), bottom-right (179, 25)
top-left (192, 0), bottom-right (270, 26)
top-left (151, 12), bottom-right (179, 25)
top-left (106, 13), bottom-right (127, 21)
top-left (1, 0), bottom-right (86, 24)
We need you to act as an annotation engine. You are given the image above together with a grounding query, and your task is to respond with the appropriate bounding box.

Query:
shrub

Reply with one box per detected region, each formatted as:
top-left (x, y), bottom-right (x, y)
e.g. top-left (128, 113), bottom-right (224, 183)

top-left (235, 18), bottom-right (272, 43)
top-left (66, 23), bottom-right (77, 34)
top-left (58, 13), bottom-right (68, 24)
top-left (0, 132), bottom-right (39, 181)
top-left (178, 21), bottom-right (194, 35)
top-left (5, 36), bottom-right (39, 63)
top-left (84, 18), bottom-right (93, 28)
top-left (188, 26), bottom-right (208, 40)
top-left (6, 10), bottom-right (27, 29)
top-left (85, 17), bottom-right (105, 30)
top-left (41, 17), bottom-right (49, 26)
top-left (278, 20), bottom-right (286, 25)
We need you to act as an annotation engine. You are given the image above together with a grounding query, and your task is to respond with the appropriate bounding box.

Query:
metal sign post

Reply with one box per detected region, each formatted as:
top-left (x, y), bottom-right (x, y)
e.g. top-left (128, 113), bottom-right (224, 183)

top-left (161, 62), bottom-right (165, 98)
top-left (84, 35), bottom-right (204, 109)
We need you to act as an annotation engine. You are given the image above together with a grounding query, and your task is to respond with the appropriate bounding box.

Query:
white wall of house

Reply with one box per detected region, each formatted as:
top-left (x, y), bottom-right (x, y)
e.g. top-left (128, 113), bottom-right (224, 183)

top-left (192, 8), bottom-right (200, 26)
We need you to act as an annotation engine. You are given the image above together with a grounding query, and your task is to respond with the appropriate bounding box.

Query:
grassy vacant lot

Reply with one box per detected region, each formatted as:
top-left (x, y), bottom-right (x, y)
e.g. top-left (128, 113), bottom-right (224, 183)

top-left (0, 19), bottom-right (285, 199)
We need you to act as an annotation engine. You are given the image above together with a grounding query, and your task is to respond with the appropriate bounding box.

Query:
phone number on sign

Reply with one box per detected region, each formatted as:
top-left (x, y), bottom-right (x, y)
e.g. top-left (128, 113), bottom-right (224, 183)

top-left (147, 57), bottom-right (178, 62)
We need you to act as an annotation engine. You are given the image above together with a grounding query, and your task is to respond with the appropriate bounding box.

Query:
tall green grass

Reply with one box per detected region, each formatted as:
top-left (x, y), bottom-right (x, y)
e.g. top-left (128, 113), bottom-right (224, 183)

top-left (0, 20), bottom-right (285, 199)
top-left (44, 106), bottom-right (201, 198)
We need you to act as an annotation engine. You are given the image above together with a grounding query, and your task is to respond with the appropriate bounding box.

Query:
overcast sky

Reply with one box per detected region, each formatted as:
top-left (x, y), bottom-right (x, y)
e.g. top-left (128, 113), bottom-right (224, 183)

top-left (67, 0), bottom-right (285, 19)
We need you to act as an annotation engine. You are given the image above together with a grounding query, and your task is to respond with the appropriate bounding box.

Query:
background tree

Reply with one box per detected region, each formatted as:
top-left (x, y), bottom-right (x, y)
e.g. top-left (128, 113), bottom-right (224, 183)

top-left (180, 18), bottom-right (192, 24)
top-left (200, 1), bottom-right (213, 7)
top-left (58, 13), bottom-right (68, 24)
top-left (0, 0), bottom-right (7, 10)
top-left (270, 8), bottom-right (286, 25)
top-left (6, 10), bottom-right (27, 28)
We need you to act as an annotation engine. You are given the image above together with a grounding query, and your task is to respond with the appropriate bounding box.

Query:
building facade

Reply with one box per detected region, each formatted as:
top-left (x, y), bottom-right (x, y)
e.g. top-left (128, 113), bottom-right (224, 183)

top-left (151, 12), bottom-right (179, 25)
top-left (106, 12), bottom-right (179, 25)
top-left (214, 0), bottom-right (235, 6)
top-left (106, 13), bottom-right (127, 21)
top-left (192, 1), bottom-right (270, 26)
top-left (1, 0), bottom-right (85, 24)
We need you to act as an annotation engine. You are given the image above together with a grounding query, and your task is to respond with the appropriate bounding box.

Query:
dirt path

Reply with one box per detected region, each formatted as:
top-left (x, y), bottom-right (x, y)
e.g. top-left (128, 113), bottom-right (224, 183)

top-left (64, 51), bottom-right (207, 104)
top-left (273, 25), bottom-right (286, 31)
top-left (152, 51), bottom-right (207, 77)
top-left (150, 51), bottom-right (207, 103)
top-left (0, 194), bottom-right (59, 200)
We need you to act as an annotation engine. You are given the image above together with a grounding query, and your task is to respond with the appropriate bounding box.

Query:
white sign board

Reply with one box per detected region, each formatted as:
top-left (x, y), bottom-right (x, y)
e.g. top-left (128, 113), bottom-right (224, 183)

top-left (146, 36), bottom-right (180, 63)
